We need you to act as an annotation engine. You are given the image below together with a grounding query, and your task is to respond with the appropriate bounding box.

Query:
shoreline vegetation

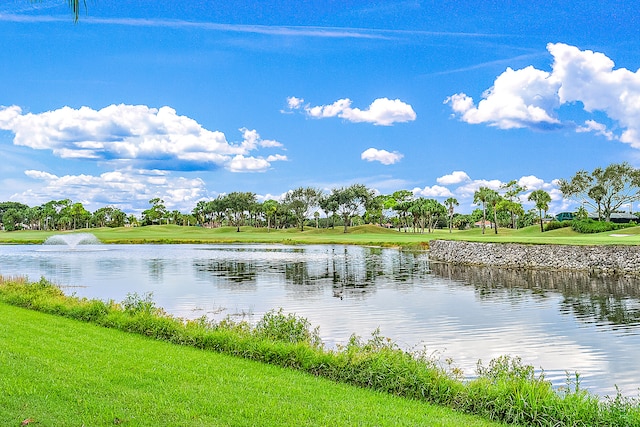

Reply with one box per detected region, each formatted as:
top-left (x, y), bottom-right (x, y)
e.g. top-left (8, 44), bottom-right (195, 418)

top-left (1, 277), bottom-right (639, 426)
top-left (4, 223), bottom-right (640, 247)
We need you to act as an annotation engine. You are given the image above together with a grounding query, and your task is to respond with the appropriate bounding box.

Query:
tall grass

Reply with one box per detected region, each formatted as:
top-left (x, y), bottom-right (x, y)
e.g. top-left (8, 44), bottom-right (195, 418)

top-left (1, 276), bottom-right (639, 426)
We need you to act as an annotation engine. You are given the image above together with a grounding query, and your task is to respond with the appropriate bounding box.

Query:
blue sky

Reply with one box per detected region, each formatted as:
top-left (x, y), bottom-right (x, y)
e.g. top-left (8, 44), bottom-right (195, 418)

top-left (1, 0), bottom-right (639, 215)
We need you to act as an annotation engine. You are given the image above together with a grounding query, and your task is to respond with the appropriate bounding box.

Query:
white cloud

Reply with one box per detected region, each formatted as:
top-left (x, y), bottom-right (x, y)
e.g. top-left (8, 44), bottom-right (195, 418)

top-left (445, 65), bottom-right (561, 130)
top-left (455, 179), bottom-right (503, 198)
top-left (292, 97), bottom-right (416, 126)
top-left (576, 120), bottom-right (616, 140)
top-left (0, 104), bottom-right (287, 173)
top-left (15, 168), bottom-right (206, 212)
top-left (361, 148), bottom-right (404, 165)
top-left (287, 96), bottom-right (305, 110)
top-left (437, 170), bottom-right (471, 185)
top-left (446, 43), bottom-right (640, 146)
top-left (412, 185), bottom-right (454, 198)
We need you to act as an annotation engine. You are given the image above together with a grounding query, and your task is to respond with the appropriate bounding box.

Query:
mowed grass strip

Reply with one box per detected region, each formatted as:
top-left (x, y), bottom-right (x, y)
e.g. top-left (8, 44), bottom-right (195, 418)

top-left (0, 303), bottom-right (506, 427)
top-left (3, 223), bottom-right (640, 246)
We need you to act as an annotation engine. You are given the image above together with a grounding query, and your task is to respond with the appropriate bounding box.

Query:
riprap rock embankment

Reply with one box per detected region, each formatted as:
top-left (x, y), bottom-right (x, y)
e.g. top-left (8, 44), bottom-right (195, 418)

top-left (429, 240), bottom-right (640, 277)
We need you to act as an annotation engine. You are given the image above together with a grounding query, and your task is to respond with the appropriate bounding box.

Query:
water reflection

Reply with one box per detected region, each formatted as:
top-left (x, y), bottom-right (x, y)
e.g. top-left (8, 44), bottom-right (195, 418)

top-left (1, 243), bottom-right (640, 396)
top-left (430, 263), bottom-right (640, 330)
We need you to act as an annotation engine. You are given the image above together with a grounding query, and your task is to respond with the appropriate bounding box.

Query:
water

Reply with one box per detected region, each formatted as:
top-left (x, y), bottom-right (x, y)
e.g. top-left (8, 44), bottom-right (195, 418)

top-left (1, 242), bottom-right (639, 397)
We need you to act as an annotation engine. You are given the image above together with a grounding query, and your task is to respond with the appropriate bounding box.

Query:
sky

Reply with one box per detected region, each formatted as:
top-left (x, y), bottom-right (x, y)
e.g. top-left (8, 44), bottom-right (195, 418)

top-left (1, 0), bottom-right (639, 216)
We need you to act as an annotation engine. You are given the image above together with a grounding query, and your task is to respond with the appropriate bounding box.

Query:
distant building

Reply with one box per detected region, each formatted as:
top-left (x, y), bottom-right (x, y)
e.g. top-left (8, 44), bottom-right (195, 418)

top-left (555, 212), bottom-right (574, 221)
top-left (474, 220), bottom-right (494, 229)
top-left (588, 212), bottom-right (638, 223)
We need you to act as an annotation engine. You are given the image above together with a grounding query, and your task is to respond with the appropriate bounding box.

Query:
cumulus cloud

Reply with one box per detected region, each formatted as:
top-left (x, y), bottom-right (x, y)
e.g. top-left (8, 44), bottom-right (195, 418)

top-left (0, 104), bottom-right (287, 172)
top-left (455, 179), bottom-right (503, 198)
top-left (412, 185), bottom-right (454, 198)
top-left (286, 96), bottom-right (305, 110)
top-left (445, 43), bottom-right (640, 146)
top-left (437, 170), bottom-right (471, 185)
top-left (14, 168), bottom-right (207, 212)
top-left (286, 96), bottom-right (416, 126)
top-left (361, 148), bottom-right (404, 165)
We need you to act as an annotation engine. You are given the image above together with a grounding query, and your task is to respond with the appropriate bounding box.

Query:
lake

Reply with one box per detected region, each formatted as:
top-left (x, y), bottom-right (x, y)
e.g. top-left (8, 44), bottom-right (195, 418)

top-left (1, 242), bottom-right (639, 397)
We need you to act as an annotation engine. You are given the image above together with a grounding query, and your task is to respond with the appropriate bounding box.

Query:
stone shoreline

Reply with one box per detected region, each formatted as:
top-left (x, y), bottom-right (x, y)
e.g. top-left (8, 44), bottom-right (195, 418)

top-left (428, 240), bottom-right (640, 277)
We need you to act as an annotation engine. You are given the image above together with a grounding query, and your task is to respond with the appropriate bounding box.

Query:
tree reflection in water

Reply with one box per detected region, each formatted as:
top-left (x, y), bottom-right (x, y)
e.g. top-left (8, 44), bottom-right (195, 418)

top-left (430, 262), bottom-right (640, 330)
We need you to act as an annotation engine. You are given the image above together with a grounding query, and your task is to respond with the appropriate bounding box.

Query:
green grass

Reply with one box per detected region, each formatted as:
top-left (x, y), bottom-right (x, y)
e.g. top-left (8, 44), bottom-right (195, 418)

top-left (0, 302), bottom-right (505, 427)
top-left (3, 223), bottom-right (640, 247)
top-left (2, 278), bottom-right (639, 426)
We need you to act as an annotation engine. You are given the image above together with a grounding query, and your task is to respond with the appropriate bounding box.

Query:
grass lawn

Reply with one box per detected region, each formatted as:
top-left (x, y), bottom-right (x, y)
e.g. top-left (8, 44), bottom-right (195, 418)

top-left (2, 223), bottom-right (640, 246)
top-left (0, 302), bottom-right (507, 426)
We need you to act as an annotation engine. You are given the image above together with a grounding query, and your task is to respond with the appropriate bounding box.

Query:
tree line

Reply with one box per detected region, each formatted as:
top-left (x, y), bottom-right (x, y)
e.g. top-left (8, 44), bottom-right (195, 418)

top-left (2, 163), bottom-right (639, 233)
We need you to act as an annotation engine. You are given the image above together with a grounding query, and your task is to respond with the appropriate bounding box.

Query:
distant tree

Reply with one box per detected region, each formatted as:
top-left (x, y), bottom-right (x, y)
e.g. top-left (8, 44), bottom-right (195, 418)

top-left (93, 206), bottom-right (126, 228)
top-left (283, 187), bottom-right (323, 231)
top-left (262, 199), bottom-right (279, 232)
top-left (192, 200), bottom-right (208, 226)
top-left (319, 195), bottom-right (339, 229)
top-left (390, 190), bottom-right (413, 232)
top-left (365, 194), bottom-right (386, 226)
top-left (223, 192), bottom-right (256, 231)
top-left (62, 202), bottom-right (90, 229)
top-left (501, 180), bottom-right (526, 228)
top-left (126, 214), bottom-right (139, 227)
top-left (2, 208), bottom-right (24, 231)
top-left (0, 202), bottom-right (28, 231)
top-left (496, 199), bottom-right (523, 229)
top-left (327, 184), bottom-right (374, 233)
top-left (452, 213), bottom-right (471, 230)
top-left (142, 198), bottom-right (167, 226)
top-left (528, 189), bottom-right (552, 232)
top-left (444, 197), bottom-right (459, 233)
top-left (486, 190), bottom-right (502, 234)
top-left (558, 162), bottom-right (640, 222)
top-left (473, 187), bottom-right (496, 234)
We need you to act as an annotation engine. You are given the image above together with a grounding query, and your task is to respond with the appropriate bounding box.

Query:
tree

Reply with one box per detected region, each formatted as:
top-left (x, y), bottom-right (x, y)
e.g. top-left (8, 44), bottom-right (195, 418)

top-left (389, 190), bottom-right (413, 232)
top-left (223, 192), bottom-right (256, 232)
top-left (528, 189), bottom-right (551, 232)
top-left (93, 206), bottom-right (126, 228)
top-left (501, 180), bottom-right (526, 228)
top-left (142, 198), bottom-right (167, 225)
top-left (444, 197), bottom-right (459, 233)
top-left (262, 199), bottom-right (278, 232)
top-left (473, 187), bottom-right (496, 234)
top-left (32, 1), bottom-right (83, 22)
top-left (319, 195), bottom-right (338, 229)
top-left (327, 184), bottom-right (374, 233)
top-left (365, 195), bottom-right (387, 226)
top-left (558, 162), bottom-right (640, 222)
top-left (283, 187), bottom-right (323, 231)
top-left (486, 190), bottom-right (502, 234)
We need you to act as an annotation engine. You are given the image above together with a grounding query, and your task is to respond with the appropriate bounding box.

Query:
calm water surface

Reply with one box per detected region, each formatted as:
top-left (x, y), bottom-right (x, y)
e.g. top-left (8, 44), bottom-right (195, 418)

top-left (1, 242), bottom-right (639, 397)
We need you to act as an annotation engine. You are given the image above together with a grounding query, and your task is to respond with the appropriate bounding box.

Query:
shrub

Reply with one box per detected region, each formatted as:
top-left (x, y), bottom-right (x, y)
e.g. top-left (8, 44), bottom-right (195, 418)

top-left (544, 220), bottom-right (572, 232)
top-left (571, 219), bottom-right (626, 233)
top-left (255, 308), bottom-right (321, 346)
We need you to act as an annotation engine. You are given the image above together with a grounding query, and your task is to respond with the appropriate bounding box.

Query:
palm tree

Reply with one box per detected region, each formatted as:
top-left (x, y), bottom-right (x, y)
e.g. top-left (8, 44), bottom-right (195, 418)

top-left (444, 197), bottom-right (459, 233)
top-left (486, 190), bottom-right (502, 234)
top-left (528, 189), bottom-right (552, 232)
top-left (263, 200), bottom-right (278, 232)
top-left (473, 187), bottom-right (494, 234)
top-left (32, 1), bottom-right (83, 22)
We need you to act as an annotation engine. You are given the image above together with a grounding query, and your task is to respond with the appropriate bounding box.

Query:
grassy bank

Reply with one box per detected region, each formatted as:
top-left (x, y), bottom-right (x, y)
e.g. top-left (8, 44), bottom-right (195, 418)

top-left (2, 277), bottom-right (638, 426)
top-left (3, 223), bottom-right (640, 246)
top-left (0, 302), bottom-right (502, 427)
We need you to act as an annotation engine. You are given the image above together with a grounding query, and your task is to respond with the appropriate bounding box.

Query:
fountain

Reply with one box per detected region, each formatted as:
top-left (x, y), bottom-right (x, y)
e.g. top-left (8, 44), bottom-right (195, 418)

top-left (43, 233), bottom-right (102, 249)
